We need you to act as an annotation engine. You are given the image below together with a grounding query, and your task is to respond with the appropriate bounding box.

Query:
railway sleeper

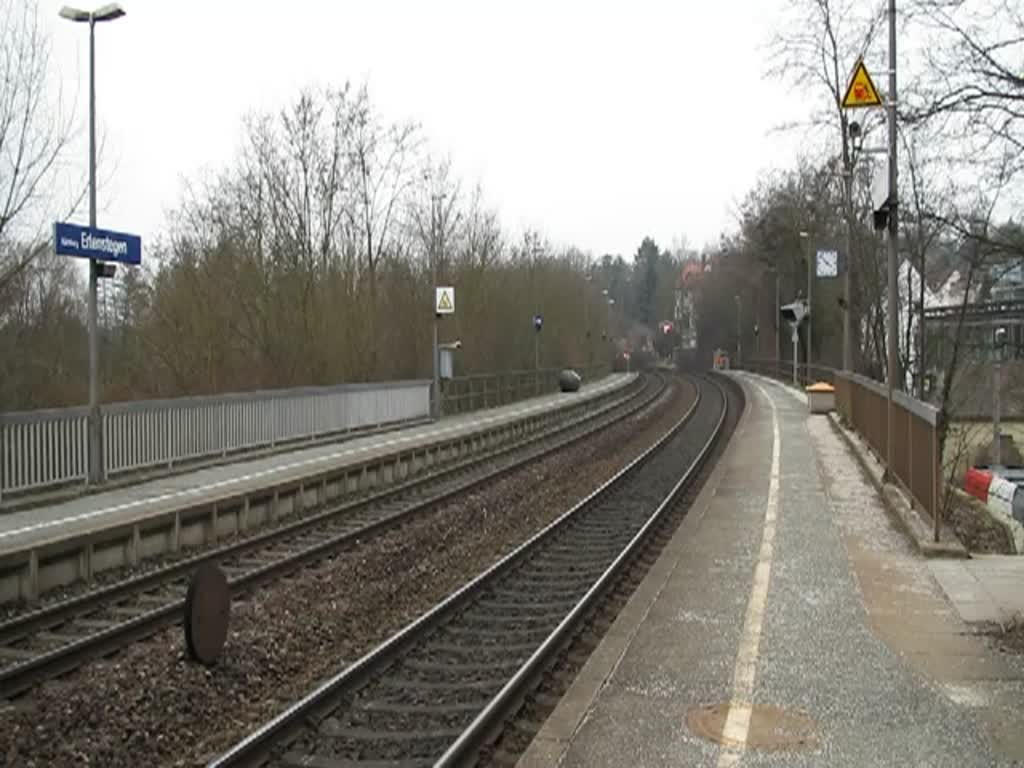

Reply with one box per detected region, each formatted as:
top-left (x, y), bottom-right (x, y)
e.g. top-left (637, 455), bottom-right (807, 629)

top-left (374, 677), bottom-right (505, 694)
top-left (280, 753), bottom-right (432, 768)
top-left (439, 625), bottom-right (548, 643)
top-left (355, 700), bottom-right (484, 717)
top-left (401, 657), bottom-right (522, 675)
top-left (472, 599), bottom-right (572, 614)
top-left (458, 609), bottom-right (567, 627)
top-left (313, 725), bottom-right (464, 744)
top-left (0, 646), bottom-right (35, 662)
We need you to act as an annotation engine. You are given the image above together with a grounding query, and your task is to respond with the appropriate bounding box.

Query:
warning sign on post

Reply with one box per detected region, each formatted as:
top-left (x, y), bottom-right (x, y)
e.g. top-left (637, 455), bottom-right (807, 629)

top-left (435, 286), bottom-right (455, 315)
top-left (842, 59), bottom-right (882, 109)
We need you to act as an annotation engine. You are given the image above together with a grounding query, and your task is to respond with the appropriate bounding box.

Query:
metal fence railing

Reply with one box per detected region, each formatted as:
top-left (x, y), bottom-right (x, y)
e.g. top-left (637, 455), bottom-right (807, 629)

top-left (0, 406), bottom-right (90, 498)
top-left (1, 363), bottom-right (617, 503)
top-left (834, 371), bottom-right (941, 533)
top-left (1, 380), bottom-right (431, 501)
top-left (440, 364), bottom-right (609, 416)
top-left (741, 358), bottom-right (942, 540)
top-left (743, 358), bottom-right (837, 388)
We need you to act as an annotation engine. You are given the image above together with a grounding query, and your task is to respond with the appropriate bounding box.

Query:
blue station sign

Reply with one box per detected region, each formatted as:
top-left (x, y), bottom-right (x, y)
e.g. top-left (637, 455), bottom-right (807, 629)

top-left (54, 221), bottom-right (141, 265)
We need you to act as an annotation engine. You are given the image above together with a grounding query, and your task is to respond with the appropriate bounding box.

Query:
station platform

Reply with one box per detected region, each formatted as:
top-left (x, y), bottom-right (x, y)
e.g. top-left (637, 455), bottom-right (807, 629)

top-left (519, 372), bottom-right (1024, 767)
top-left (0, 374), bottom-right (634, 602)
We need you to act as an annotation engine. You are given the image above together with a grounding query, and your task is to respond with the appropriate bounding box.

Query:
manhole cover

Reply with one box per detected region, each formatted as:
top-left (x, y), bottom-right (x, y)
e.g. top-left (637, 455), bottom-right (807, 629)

top-left (686, 702), bottom-right (818, 751)
top-left (184, 563), bottom-right (230, 665)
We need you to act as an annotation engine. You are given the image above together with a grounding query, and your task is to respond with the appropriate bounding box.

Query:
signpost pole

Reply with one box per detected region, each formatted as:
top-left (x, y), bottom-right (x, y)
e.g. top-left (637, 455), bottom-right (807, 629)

top-left (87, 17), bottom-right (101, 484)
top-left (431, 283), bottom-right (455, 418)
top-left (792, 327), bottom-right (799, 386)
top-left (840, 55), bottom-right (883, 376)
top-left (801, 232), bottom-right (812, 373)
top-left (432, 317), bottom-right (439, 420)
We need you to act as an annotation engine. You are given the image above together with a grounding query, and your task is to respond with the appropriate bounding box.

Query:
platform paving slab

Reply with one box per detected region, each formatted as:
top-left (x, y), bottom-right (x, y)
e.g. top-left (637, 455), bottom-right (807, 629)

top-left (929, 556), bottom-right (1024, 625)
top-left (518, 372), bottom-right (1024, 768)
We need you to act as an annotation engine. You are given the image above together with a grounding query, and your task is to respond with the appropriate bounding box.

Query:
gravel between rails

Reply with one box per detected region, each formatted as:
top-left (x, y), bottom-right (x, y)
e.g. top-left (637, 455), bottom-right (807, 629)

top-left (0, 376), bottom-right (695, 768)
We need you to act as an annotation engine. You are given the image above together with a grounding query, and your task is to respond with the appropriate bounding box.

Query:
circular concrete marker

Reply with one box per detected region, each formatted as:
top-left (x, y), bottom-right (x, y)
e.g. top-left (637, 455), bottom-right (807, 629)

top-left (686, 702), bottom-right (818, 752)
top-left (184, 563), bottom-right (230, 665)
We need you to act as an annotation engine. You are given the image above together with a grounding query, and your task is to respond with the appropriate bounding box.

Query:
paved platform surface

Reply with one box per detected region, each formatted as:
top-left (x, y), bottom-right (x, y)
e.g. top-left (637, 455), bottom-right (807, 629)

top-left (519, 372), bottom-right (1024, 767)
top-left (931, 556), bottom-right (1024, 624)
top-left (0, 374), bottom-right (633, 555)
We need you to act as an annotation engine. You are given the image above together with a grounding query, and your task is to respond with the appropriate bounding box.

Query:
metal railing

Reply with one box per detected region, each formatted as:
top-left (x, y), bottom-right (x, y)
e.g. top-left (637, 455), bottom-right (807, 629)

top-left (742, 358), bottom-right (942, 538)
top-left (743, 358), bottom-right (837, 388)
top-left (1, 406), bottom-right (90, 498)
top-left (1, 380), bottom-right (430, 501)
top-left (440, 364), bottom-right (609, 416)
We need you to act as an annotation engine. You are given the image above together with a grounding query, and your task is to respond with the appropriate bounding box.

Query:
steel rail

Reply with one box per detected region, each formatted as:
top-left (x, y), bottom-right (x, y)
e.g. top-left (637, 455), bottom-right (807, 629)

top-left (0, 374), bottom-right (663, 698)
top-left (207, 374), bottom-right (727, 768)
top-left (437, 375), bottom-right (730, 765)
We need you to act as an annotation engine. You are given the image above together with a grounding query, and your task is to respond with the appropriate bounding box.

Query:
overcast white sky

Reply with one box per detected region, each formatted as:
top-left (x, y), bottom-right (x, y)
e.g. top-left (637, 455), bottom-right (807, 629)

top-left (40, 0), bottom-right (810, 259)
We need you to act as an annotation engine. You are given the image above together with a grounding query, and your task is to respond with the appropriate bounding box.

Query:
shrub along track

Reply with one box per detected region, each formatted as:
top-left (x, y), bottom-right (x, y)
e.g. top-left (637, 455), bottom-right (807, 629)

top-left (0, 373), bottom-right (697, 767)
top-left (206, 374), bottom-right (738, 768)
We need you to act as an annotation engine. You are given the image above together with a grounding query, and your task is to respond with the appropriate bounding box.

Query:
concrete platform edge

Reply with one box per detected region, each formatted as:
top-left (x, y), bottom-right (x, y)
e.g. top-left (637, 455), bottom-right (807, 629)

top-left (514, 372), bottom-right (751, 768)
top-left (826, 411), bottom-right (969, 560)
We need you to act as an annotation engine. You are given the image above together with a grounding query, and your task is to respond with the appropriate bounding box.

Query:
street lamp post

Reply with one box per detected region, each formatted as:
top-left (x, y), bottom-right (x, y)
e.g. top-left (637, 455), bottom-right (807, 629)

top-left (994, 327), bottom-right (1007, 467)
top-left (532, 239), bottom-right (543, 374)
top-left (60, 3), bottom-right (126, 484)
top-left (766, 265), bottom-right (781, 367)
top-left (607, 297), bottom-right (615, 361)
top-left (885, 0), bottom-right (900, 484)
top-left (800, 230), bottom-right (812, 372)
top-left (735, 295), bottom-right (742, 368)
top-left (584, 273), bottom-right (593, 372)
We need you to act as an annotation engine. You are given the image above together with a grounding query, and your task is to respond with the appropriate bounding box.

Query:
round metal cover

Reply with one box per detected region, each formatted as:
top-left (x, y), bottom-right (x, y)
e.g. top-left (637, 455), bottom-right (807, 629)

top-left (184, 563), bottom-right (230, 665)
top-left (686, 702), bottom-right (818, 752)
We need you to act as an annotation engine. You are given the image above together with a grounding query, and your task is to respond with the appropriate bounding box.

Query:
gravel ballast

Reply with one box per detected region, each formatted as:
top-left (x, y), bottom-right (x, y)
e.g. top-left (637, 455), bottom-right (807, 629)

top-left (1, 376), bottom-right (695, 768)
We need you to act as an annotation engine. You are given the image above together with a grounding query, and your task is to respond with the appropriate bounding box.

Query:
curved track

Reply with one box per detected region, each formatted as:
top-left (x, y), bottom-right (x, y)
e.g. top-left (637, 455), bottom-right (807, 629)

top-left (209, 373), bottom-right (737, 768)
top-left (0, 375), bottom-right (667, 699)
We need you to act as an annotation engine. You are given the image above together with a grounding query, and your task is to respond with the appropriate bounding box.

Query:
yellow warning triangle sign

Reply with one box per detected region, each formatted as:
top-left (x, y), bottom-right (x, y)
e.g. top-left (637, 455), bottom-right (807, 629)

top-left (842, 59), bottom-right (882, 109)
top-left (438, 291), bottom-right (452, 311)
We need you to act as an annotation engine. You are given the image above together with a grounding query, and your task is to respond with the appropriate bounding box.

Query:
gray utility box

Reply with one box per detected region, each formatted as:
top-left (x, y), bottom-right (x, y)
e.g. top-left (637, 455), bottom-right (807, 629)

top-left (440, 348), bottom-right (454, 380)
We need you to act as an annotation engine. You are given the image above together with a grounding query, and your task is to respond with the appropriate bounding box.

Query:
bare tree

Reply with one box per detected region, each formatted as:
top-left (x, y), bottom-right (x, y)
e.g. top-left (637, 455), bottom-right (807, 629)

top-left (0, 0), bottom-right (79, 297)
top-left (906, 0), bottom-right (1024, 257)
top-left (348, 87), bottom-right (421, 375)
top-left (769, 0), bottom-right (891, 373)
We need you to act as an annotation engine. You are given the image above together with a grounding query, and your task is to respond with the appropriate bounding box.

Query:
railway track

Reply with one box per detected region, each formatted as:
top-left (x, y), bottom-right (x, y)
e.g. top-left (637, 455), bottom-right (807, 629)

top-left (0, 373), bottom-right (667, 699)
top-left (209, 373), bottom-right (737, 768)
